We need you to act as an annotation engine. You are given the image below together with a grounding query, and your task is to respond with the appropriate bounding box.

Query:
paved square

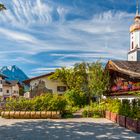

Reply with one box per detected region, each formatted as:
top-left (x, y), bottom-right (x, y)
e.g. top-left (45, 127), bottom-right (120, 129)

top-left (0, 118), bottom-right (140, 140)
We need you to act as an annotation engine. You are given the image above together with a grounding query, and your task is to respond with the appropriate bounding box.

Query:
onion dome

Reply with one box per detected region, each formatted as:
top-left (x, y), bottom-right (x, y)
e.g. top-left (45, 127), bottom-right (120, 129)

top-left (130, 0), bottom-right (140, 33)
top-left (130, 15), bottom-right (140, 33)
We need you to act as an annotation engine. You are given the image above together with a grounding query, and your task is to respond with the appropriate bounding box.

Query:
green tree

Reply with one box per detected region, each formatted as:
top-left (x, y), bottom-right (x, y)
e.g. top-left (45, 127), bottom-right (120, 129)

top-left (64, 89), bottom-right (86, 107)
top-left (49, 62), bottom-right (89, 92)
top-left (88, 61), bottom-right (110, 103)
top-left (50, 61), bottom-right (110, 106)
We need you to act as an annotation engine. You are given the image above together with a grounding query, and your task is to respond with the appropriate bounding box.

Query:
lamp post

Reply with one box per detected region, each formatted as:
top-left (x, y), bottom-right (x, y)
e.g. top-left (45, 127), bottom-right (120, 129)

top-left (0, 4), bottom-right (6, 11)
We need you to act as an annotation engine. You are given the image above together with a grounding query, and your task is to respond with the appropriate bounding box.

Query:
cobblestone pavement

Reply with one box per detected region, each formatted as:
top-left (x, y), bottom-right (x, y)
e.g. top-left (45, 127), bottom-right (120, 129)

top-left (0, 117), bottom-right (140, 140)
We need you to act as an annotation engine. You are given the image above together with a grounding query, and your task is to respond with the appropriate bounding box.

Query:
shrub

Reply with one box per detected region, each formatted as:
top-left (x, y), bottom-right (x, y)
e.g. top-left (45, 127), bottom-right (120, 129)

top-left (105, 98), bottom-right (140, 120)
top-left (65, 106), bottom-right (80, 113)
top-left (5, 94), bottom-right (67, 112)
top-left (32, 96), bottom-right (44, 111)
top-left (82, 102), bottom-right (105, 118)
top-left (40, 94), bottom-right (53, 111)
top-left (82, 106), bottom-right (93, 117)
top-left (129, 99), bottom-right (140, 120)
top-left (119, 99), bottom-right (131, 117)
top-left (64, 89), bottom-right (86, 107)
top-left (62, 112), bottom-right (73, 118)
top-left (48, 94), bottom-right (67, 112)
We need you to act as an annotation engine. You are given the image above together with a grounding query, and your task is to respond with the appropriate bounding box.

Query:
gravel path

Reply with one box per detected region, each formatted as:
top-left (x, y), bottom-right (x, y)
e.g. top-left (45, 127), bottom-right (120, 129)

top-left (0, 117), bottom-right (140, 140)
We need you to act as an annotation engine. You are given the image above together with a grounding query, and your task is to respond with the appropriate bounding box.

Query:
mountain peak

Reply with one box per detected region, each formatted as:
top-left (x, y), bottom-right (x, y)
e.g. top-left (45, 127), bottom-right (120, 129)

top-left (0, 65), bottom-right (29, 82)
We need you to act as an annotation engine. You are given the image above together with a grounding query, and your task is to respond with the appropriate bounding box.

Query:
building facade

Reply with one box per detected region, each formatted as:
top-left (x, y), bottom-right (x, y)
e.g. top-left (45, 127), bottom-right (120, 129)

top-left (106, 3), bottom-right (140, 100)
top-left (105, 60), bottom-right (140, 100)
top-left (0, 74), bottom-right (19, 98)
top-left (24, 72), bottom-right (67, 98)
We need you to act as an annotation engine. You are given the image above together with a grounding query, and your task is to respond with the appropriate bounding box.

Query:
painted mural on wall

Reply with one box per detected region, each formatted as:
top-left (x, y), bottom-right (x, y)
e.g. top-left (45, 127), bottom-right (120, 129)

top-left (111, 79), bottom-right (140, 93)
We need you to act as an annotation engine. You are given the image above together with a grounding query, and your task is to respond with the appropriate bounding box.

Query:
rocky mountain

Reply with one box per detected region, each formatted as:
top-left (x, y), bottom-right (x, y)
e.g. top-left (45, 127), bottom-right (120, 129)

top-left (0, 65), bottom-right (29, 82)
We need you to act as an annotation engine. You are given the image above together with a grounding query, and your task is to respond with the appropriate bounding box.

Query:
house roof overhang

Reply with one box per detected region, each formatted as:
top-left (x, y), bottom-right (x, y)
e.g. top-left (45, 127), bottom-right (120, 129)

top-left (106, 60), bottom-right (140, 79)
top-left (23, 72), bottom-right (54, 84)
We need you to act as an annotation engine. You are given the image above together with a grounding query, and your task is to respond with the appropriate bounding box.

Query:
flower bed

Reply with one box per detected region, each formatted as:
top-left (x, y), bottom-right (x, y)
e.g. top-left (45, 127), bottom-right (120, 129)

top-left (1, 111), bottom-right (61, 119)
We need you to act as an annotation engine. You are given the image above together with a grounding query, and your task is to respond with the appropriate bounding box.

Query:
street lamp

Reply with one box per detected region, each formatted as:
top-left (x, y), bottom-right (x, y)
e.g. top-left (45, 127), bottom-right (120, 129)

top-left (0, 4), bottom-right (6, 11)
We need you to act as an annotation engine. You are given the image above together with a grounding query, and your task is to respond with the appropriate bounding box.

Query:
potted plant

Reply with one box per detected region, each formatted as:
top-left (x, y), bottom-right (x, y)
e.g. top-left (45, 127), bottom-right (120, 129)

top-left (126, 117), bottom-right (138, 132)
top-left (125, 99), bottom-right (138, 132)
top-left (137, 121), bottom-right (140, 133)
top-left (110, 99), bottom-right (120, 123)
top-left (117, 99), bottom-right (130, 127)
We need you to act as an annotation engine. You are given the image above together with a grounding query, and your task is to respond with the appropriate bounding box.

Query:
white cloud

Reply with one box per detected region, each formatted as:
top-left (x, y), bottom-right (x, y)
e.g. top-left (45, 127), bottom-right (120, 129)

top-left (0, 28), bottom-right (38, 43)
top-left (31, 67), bottom-right (57, 74)
top-left (0, 0), bottom-right (135, 76)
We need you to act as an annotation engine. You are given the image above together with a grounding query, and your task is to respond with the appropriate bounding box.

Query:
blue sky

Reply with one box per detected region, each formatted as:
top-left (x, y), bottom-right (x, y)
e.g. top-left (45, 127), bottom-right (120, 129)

top-left (0, 0), bottom-right (137, 77)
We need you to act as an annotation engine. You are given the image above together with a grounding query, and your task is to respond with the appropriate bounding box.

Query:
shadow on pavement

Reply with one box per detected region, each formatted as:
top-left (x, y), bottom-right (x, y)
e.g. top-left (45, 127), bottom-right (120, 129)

top-left (0, 119), bottom-right (140, 140)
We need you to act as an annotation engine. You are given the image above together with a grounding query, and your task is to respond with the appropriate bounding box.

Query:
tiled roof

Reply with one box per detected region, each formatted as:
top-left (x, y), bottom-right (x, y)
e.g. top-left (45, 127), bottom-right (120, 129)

top-left (106, 60), bottom-right (140, 78)
top-left (0, 73), bottom-right (7, 78)
top-left (23, 72), bottom-right (54, 84)
top-left (3, 80), bottom-right (19, 86)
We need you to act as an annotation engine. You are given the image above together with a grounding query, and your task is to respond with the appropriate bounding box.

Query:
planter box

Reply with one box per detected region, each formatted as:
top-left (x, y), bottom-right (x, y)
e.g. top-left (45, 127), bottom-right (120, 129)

top-left (105, 111), bottom-right (111, 120)
top-left (137, 120), bottom-right (140, 133)
top-left (41, 111), bottom-right (47, 119)
top-left (20, 111), bottom-right (26, 119)
top-left (35, 111), bottom-right (41, 119)
top-left (51, 111), bottom-right (61, 119)
top-left (14, 112), bottom-right (20, 119)
top-left (9, 111), bottom-right (15, 119)
top-left (110, 112), bottom-right (117, 123)
top-left (30, 111), bottom-right (36, 119)
top-left (117, 115), bottom-right (126, 127)
top-left (1, 111), bottom-right (61, 119)
top-left (126, 117), bottom-right (138, 133)
top-left (1, 111), bottom-right (10, 119)
top-left (46, 111), bottom-right (52, 118)
top-left (24, 112), bottom-right (31, 119)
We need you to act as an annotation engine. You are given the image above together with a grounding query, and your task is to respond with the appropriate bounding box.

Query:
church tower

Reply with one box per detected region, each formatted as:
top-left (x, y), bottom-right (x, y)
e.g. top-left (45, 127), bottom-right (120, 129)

top-left (128, 0), bottom-right (140, 61)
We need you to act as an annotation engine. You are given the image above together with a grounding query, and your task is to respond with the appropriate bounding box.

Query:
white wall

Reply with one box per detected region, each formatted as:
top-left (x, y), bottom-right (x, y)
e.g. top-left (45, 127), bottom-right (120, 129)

top-left (30, 77), bottom-right (67, 94)
top-left (128, 51), bottom-right (137, 61)
top-left (3, 85), bottom-right (12, 96)
top-left (11, 84), bottom-right (19, 96)
top-left (2, 84), bottom-right (19, 97)
top-left (130, 31), bottom-right (140, 51)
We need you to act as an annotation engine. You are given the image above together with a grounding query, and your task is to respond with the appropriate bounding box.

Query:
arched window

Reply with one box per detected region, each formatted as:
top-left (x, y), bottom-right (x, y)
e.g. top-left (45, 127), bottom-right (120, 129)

top-left (132, 42), bottom-right (134, 49)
